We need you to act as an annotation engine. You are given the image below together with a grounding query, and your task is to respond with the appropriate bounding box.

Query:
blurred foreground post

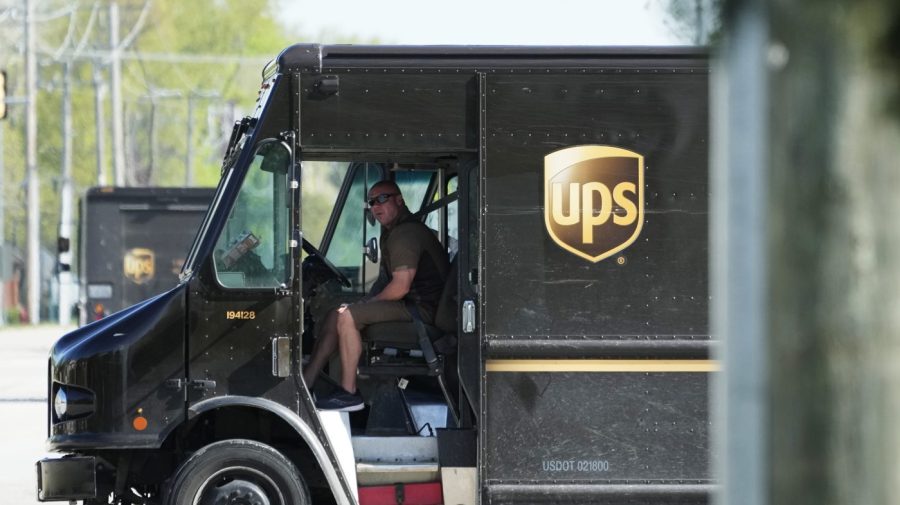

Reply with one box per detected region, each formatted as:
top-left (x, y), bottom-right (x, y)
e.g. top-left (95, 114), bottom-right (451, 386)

top-left (716, 1), bottom-right (900, 504)
top-left (712, 2), bottom-right (768, 505)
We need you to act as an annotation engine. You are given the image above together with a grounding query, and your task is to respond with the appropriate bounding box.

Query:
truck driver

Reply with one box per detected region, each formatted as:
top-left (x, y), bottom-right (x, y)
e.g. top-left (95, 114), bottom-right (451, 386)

top-left (303, 180), bottom-right (450, 411)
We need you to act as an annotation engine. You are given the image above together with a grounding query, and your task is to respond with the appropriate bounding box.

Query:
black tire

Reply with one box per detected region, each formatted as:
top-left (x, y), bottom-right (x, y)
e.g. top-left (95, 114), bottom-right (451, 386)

top-left (165, 439), bottom-right (310, 505)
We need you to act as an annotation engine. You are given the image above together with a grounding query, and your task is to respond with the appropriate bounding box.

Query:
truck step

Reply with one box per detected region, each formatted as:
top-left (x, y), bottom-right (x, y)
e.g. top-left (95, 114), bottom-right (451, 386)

top-left (352, 436), bottom-right (439, 486)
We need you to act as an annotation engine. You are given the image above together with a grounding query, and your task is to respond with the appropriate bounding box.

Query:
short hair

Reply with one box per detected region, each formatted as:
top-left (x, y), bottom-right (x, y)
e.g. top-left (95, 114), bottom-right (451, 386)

top-left (369, 180), bottom-right (401, 196)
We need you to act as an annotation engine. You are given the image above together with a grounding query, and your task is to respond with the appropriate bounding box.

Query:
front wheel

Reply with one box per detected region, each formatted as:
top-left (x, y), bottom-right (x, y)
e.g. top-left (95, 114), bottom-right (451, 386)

top-left (165, 439), bottom-right (309, 505)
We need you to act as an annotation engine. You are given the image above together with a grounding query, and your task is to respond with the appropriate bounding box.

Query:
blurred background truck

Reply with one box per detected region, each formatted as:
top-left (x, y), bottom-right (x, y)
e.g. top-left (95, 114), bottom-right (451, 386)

top-left (77, 186), bottom-right (213, 324)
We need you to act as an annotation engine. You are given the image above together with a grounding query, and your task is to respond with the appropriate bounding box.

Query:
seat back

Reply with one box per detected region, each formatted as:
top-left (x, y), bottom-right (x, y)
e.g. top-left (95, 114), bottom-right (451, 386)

top-left (433, 255), bottom-right (459, 334)
top-left (362, 255), bottom-right (458, 361)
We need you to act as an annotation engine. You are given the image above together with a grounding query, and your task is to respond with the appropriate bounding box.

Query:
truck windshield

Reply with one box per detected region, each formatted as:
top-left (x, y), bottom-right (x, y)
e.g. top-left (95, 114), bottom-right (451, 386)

top-left (212, 140), bottom-right (292, 289)
top-left (179, 126), bottom-right (250, 282)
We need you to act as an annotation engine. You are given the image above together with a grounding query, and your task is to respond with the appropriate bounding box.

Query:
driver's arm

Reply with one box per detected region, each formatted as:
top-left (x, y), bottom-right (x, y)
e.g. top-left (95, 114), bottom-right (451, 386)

top-left (370, 267), bottom-right (416, 302)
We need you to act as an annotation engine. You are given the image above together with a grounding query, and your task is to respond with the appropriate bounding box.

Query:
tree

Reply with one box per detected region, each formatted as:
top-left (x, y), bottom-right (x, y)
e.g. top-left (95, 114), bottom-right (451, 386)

top-left (655, 0), bottom-right (723, 45)
top-left (0, 0), bottom-right (346, 320)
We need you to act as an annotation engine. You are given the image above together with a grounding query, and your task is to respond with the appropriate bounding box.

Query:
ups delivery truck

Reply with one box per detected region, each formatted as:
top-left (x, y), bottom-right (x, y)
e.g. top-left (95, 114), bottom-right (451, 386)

top-left (78, 187), bottom-right (215, 324)
top-left (37, 44), bottom-right (711, 505)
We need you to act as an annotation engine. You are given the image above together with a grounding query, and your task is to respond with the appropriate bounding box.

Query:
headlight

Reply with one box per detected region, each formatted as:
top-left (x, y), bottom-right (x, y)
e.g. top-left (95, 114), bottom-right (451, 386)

top-left (53, 388), bottom-right (68, 418)
top-left (52, 383), bottom-right (94, 423)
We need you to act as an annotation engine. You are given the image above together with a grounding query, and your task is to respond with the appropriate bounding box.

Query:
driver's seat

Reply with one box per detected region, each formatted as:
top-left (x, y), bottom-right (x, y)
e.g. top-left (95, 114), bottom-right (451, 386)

top-left (357, 257), bottom-right (459, 424)
top-left (360, 256), bottom-right (457, 370)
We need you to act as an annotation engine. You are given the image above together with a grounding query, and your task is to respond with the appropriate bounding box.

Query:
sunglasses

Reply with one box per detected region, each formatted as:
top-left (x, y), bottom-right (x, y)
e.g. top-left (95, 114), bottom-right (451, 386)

top-left (367, 193), bottom-right (397, 207)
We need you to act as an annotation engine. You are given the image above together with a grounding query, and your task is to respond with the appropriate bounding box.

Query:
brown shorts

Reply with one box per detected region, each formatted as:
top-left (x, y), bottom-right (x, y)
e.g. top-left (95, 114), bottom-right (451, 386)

top-left (346, 300), bottom-right (412, 331)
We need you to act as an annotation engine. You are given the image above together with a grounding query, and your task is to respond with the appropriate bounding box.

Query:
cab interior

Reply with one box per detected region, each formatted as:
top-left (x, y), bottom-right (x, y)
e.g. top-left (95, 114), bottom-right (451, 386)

top-left (298, 156), bottom-right (476, 490)
top-left (301, 159), bottom-right (472, 436)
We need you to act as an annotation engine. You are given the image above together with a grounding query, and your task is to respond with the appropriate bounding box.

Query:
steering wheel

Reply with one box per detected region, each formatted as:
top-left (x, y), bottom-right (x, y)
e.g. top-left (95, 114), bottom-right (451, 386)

top-left (301, 238), bottom-right (352, 287)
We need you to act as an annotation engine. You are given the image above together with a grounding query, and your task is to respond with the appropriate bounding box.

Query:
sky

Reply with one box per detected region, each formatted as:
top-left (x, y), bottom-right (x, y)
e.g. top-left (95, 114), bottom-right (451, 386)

top-left (277, 0), bottom-right (689, 46)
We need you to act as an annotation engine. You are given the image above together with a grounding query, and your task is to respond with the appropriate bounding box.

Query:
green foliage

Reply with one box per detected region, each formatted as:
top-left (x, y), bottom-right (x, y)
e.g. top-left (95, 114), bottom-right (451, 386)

top-left (5, 307), bottom-right (22, 325)
top-left (0, 1), bottom-right (343, 256)
top-left (120, 0), bottom-right (291, 187)
top-left (654, 0), bottom-right (723, 45)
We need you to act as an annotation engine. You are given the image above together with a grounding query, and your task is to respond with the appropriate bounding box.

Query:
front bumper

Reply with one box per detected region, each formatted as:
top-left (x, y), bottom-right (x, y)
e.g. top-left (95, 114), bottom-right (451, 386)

top-left (36, 456), bottom-right (97, 502)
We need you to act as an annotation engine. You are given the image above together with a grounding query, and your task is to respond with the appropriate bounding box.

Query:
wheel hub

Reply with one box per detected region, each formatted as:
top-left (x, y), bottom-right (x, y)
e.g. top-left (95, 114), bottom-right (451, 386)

top-left (202, 478), bottom-right (271, 505)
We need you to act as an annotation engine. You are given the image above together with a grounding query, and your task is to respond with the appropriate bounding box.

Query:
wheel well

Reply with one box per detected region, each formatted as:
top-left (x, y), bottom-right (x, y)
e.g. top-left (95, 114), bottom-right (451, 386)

top-left (173, 406), bottom-right (334, 503)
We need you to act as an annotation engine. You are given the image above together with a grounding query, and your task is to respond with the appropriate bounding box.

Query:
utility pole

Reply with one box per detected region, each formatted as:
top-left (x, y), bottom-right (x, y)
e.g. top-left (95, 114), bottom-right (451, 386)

top-left (110, 2), bottom-right (126, 186)
top-left (185, 92), bottom-right (194, 186)
top-left (694, 0), bottom-right (703, 45)
top-left (93, 64), bottom-right (108, 186)
top-left (0, 80), bottom-right (23, 327)
top-left (57, 61), bottom-right (74, 325)
top-left (0, 102), bottom-right (6, 327)
top-left (141, 89), bottom-right (181, 186)
top-left (25, 0), bottom-right (41, 324)
top-left (148, 93), bottom-right (156, 184)
top-left (185, 90), bottom-right (219, 186)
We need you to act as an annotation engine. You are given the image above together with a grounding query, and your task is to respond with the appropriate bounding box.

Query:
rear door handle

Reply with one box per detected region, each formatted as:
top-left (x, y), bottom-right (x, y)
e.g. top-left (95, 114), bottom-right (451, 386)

top-left (462, 300), bottom-right (476, 333)
top-left (188, 379), bottom-right (217, 390)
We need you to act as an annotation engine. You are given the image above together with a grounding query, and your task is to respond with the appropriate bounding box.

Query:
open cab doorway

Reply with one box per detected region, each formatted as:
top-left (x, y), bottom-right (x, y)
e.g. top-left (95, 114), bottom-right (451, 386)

top-left (299, 156), bottom-right (479, 503)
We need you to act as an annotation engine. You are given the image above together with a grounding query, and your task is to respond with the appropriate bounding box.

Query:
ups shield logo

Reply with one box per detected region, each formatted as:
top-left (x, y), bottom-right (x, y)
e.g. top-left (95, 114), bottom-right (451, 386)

top-left (544, 145), bottom-right (644, 263)
top-left (124, 248), bottom-right (155, 284)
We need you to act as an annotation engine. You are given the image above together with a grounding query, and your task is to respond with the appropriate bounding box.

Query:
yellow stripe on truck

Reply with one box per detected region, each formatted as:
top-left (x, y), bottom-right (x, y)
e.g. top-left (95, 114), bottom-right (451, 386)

top-left (485, 359), bottom-right (719, 373)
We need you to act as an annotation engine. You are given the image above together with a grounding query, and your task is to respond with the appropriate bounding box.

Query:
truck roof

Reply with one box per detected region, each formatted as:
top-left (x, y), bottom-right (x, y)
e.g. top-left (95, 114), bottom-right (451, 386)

top-left (84, 186), bottom-right (215, 201)
top-left (277, 43), bottom-right (708, 74)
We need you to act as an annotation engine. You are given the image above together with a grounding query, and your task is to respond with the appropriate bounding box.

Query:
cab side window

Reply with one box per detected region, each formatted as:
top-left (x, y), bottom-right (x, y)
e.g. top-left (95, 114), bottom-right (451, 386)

top-left (424, 175), bottom-right (458, 256)
top-left (325, 164), bottom-right (382, 273)
top-left (394, 170), bottom-right (433, 215)
top-left (300, 161), bottom-right (384, 294)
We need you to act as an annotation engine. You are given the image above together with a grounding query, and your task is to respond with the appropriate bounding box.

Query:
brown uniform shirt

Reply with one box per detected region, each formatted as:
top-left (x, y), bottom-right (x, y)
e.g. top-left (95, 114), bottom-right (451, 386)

top-left (376, 209), bottom-right (449, 319)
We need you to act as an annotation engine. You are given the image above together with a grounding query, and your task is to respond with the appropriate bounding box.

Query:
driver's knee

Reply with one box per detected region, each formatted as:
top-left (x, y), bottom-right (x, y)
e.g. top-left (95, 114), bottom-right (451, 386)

top-left (336, 307), bottom-right (358, 335)
top-left (337, 310), bottom-right (360, 340)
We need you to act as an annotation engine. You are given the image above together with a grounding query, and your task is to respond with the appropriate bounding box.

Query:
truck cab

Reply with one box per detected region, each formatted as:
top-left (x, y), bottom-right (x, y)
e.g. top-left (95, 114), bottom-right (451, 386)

top-left (38, 44), bottom-right (711, 505)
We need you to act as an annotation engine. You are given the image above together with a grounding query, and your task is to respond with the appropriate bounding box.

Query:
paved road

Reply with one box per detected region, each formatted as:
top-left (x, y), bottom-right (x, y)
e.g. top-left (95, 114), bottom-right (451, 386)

top-left (0, 325), bottom-right (74, 505)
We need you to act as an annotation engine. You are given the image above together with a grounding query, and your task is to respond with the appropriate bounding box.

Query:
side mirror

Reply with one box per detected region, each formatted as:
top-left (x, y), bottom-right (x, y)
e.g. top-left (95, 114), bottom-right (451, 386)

top-left (364, 237), bottom-right (379, 264)
top-left (257, 140), bottom-right (291, 174)
top-left (365, 208), bottom-right (375, 226)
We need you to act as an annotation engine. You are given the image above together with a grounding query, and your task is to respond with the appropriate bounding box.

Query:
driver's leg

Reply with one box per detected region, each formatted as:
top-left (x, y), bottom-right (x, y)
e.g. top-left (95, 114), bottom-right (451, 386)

top-left (312, 306), bottom-right (365, 411)
top-left (335, 306), bottom-right (363, 394)
top-left (302, 308), bottom-right (339, 387)
top-left (315, 301), bottom-right (414, 411)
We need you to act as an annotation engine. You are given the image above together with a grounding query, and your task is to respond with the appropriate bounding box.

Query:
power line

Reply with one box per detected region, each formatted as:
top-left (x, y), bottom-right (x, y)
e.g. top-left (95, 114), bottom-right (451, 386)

top-left (43, 48), bottom-right (272, 65)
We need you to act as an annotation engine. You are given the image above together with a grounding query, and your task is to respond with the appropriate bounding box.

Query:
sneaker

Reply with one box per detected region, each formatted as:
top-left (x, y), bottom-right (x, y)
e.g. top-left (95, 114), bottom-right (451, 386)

top-left (315, 388), bottom-right (365, 412)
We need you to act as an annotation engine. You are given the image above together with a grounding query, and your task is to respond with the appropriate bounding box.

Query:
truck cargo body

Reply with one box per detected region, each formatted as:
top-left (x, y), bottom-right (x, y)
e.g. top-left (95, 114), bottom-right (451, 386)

top-left (78, 187), bottom-right (214, 324)
top-left (39, 44), bottom-right (711, 505)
